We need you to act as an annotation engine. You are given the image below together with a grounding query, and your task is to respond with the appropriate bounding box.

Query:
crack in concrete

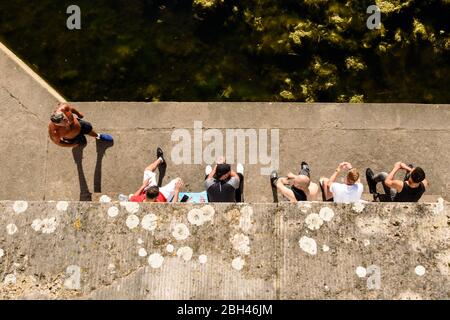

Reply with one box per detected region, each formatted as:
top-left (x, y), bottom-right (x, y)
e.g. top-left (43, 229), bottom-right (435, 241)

top-left (1, 85), bottom-right (46, 124)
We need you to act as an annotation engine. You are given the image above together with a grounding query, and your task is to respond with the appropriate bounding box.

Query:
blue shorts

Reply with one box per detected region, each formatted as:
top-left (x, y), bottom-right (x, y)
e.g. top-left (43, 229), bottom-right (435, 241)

top-left (61, 119), bottom-right (93, 145)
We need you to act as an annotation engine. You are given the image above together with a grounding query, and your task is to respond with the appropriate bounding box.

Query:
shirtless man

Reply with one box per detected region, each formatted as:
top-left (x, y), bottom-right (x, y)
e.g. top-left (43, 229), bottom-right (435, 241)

top-left (270, 162), bottom-right (319, 202)
top-left (48, 102), bottom-right (113, 147)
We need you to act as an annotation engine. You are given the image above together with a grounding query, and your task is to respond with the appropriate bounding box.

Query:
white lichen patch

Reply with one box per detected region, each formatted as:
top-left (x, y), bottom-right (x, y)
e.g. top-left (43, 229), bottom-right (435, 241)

top-left (172, 223), bottom-right (190, 241)
top-left (231, 233), bottom-right (251, 255)
top-left (239, 206), bottom-right (254, 233)
top-left (125, 202), bottom-right (140, 214)
top-left (319, 207), bottom-right (335, 222)
top-left (148, 253), bottom-right (164, 269)
top-left (99, 195), bottom-right (112, 203)
top-left (415, 265), bottom-right (426, 276)
top-left (363, 239), bottom-right (371, 246)
top-left (433, 197), bottom-right (445, 215)
top-left (41, 217), bottom-right (58, 234)
top-left (166, 244), bottom-right (174, 253)
top-left (298, 236), bottom-right (317, 255)
top-left (187, 208), bottom-right (205, 226)
top-left (125, 215), bottom-right (140, 229)
top-left (13, 201), bottom-right (28, 214)
top-left (322, 245), bottom-right (330, 252)
top-left (201, 205), bottom-right (215, 222)
top-left (198, 255), bottom-right (208, 264)
top-left (352, 201), bottom-right (365, 213)
top-left (298, 202), bottom-right (312, 213)
top-left (56, 201), bottom-right (69, 212)
top-left (356, 266), bottom-right (367, 278)
top-left (141, 214), bottom-right (158, 231)
top-left (0, 248), bottom-right (4, 259)
top-left (6, 223), bottom-right (18, 235)
top-left (231, 257), bottom-right (245, 271)
top-left (305, 213), bottom-right (324, 230)
top-left (4, 274), bottom-right (16, 285)
top-left (31, 219), bottom-right (42, 232)
top-left (177, 246), bottom-right (193, 261)
top-left (107, 206), bottom-right (119, 218)
top-left (137, 238), bottom-right (144, 245)
top-left (138, 248), bottom-right (148, 257)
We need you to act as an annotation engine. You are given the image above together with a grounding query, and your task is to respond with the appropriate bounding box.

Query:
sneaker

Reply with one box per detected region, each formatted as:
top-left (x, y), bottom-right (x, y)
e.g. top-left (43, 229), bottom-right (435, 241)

top-left (365, 168), bottom-right (377, 194)
top-left (157, 147), bottom-right (165, 163)
top-left (98, 133), bottom-right (113, 142)
top-left (205, 165), bottom-right (212, 176)
top-left (300, 161), bottom-right (311, 176)
top-left (270, 170), bottom-right (279, 187)
top-left (237, 163), bottom-right (244, 175)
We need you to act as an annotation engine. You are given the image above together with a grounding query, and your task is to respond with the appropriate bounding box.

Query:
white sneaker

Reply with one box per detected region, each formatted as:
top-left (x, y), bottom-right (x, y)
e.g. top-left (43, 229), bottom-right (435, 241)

top-left (237, 163), bottom-right (244, 175)
top-left (205, 165), bottom-right (212, 176)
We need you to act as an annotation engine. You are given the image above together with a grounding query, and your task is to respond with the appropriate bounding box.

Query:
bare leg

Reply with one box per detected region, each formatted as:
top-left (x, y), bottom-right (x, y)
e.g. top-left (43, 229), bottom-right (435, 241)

top-left (145, 158), bottom-right (163, 173)
top-left (320, 177), bottom-right (333, 201)
top-left (276, 178), bottom-right (297, 202)
top-left (88, 130), bottom-right (98, 138)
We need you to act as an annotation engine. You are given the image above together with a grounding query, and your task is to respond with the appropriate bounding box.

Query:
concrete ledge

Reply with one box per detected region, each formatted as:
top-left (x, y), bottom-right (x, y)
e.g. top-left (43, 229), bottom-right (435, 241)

top-left (0, 200), bottom-right (448, 299)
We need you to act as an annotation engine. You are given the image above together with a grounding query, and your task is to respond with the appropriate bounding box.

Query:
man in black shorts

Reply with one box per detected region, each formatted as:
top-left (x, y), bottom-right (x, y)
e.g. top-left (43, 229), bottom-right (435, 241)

top-left (48, 102), bottom-right (113, 147)
top-left (204, 157), bottom-right (244, 203)
top-left (366, 162), bottom-right (428, 202)
top-left (270, 162), bottom-right (319, 202)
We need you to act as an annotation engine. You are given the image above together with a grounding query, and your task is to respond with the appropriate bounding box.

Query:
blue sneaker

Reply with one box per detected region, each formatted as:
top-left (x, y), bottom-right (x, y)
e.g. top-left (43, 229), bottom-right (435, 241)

top-left (99, 133), bottom-right (113, 142)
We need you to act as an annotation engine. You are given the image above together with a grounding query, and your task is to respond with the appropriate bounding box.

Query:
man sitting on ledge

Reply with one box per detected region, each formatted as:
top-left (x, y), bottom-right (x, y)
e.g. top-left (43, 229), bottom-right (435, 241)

top-left (270, 162), bottom-right (319, 202)
top-left (320, 162), bottom-right (363, 203)
top-left (204, 157), bottom-right (244, 203)
top-left (366, 162), bottom-right (427, 202)
top-left (48, 102), bottom-right (113, 147)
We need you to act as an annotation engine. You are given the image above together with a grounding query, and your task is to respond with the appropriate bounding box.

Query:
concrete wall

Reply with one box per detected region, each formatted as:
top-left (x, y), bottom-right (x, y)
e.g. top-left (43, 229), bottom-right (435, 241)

top-left (0, 200), bottom-right (448, 299)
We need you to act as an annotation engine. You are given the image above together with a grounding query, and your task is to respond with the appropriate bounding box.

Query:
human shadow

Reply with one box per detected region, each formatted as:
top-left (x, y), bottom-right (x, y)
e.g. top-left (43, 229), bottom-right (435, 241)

top-left (72, 143), bottom-right (92, 201)
top-left (94, 139), bottom-right (114, 193)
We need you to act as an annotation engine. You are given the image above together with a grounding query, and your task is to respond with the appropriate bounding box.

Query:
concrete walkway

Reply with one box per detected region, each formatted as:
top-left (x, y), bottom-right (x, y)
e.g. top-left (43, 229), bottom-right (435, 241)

top-left (1, 42), bottom-right (449, 202)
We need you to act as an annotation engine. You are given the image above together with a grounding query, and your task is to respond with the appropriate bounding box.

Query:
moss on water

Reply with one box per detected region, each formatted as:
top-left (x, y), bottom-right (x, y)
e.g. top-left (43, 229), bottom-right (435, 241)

top-left (0, 0), bottom-right (449, 103)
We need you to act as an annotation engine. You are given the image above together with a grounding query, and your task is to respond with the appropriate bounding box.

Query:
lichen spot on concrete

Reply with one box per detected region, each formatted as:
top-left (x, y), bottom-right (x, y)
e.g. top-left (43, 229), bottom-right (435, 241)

top-left (172, 223), bottom-right (190, 241)
top-left (31, 219), bottom-right (42, 232)
top-left (319, 207), bottom-right (335, 222)
top-left (434, 198), bottom-right (445, 215)
top-left (298, 202), bottom-right (312, 213)
top-left (322, 245), bottom-right (330, 252)
top-left (201, 205), bottom-right (215, 222)
top-left (56, 201), bottom-right (69, 212)
top-left (41, 217), bottom-right (58, 234)
top-left (64, 265), bottom-right (81, 290)
top-left (199, 254), bottom-right (208, 264)
top-left (0, 248), bottom-right (4, 260)
top-left (415, 265), bottom-right (426, 276)
top-left (166, 244), bottom-right (174, 253)
top-left (126, 215), bottom-right (140, 229)
top-left (239, 206), bottom-right (254, 233)
top-left (188, 208), bottom-right (205, 226)
top-left (352, 201), bottom-right (365, 213)
top-left (177, 246), bottom-right (193, 261)
top-left (231, 233), bottom-right (251, 255)
top-left (232, 257), bottom-right (245, 271)
top-left (138, 248), bottom-right (148, 257)
top-left (305, 213), bottom-right (324, 231)
top-left (6, 223), bottom-right (18, 235)
top-left (356, 266), bottom-right (367, 278)
top-left (141, 214), bottom-right (158, 231)
top-left (299, 236), bottom-right (317, 255)
top-left (99, 195), bottom-right (112, 203)
top-left (137, 238), bottom-right (144, 245)
top-left (4, 274), bottom-right (16, 285)
top-left (363, 239), bottom-right (371, 246)
top-left (107, 206), bottom-right (119, 218)
top-left (13, 200), bottom-right (28, 214)
top-left (125, 202), bottom-right (140, 214)
top-left (148, 253), bottom-right (164, 269)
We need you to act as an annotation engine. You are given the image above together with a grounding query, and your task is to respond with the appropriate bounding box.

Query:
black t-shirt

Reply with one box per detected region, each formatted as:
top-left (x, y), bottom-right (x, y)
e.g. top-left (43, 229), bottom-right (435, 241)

top-left (292, 186), bottom-right (307, 201)
top-left (393, 181), bottom-right (425, 202)
top-left (205, 177), bottom-right (239, 203)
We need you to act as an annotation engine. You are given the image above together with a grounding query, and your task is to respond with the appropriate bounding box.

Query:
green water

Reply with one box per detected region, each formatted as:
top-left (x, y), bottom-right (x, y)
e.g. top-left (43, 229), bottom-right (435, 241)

top-left (0, 0), bottom-right (449, 102)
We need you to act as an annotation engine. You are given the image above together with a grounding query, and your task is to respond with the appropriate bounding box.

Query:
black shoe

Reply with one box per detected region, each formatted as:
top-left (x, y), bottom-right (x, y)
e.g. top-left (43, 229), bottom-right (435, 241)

top-left (366, 168), bottom-right (377, 194)
top-left (300, 161), bottom-right (311, 176)
top-left (270, 170), bottom-right (279, 187)
top-left (156, 147), bottom-right (165, 163)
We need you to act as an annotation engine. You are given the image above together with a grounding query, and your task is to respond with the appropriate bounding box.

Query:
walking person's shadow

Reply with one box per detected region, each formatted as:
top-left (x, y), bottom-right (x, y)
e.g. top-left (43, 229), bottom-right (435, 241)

top-left (72, 139), bottom-right (114, 201)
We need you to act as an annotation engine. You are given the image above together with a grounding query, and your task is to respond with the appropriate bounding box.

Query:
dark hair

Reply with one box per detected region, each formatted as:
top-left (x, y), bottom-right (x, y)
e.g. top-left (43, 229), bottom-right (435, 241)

top-left (50, 112), bottom-right (64, 123)
top-left (410, 167), bottom-right (425, 183)
top-left (146, 186), bottom-right (160, 200)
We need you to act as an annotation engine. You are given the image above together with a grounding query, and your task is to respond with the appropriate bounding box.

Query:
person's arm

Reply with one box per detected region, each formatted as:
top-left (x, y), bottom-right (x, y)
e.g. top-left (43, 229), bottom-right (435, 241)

top-left (171, 179), bottom-right (183, 203)
top-left (62, 103), bottom-right (84, 119)
top-left (134, 178), bottom-right (150, 197)
top-left (207, 165), bottom-right (217, 180)
top-left (384, 162), bottom-right (405, 192)
top-left (327, 163), bottom-right (343, 189)
top-left (227, 170), bottom-right (240, 189)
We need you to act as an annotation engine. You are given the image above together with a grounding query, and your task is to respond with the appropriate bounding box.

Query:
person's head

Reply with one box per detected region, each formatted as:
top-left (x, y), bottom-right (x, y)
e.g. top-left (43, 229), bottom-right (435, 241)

top-left (346, 168), bottom-right (360, 185)
top-left (293, 175), bottom-right (310, 190)
top-left (410, 167), bottom-right (425, 184)
top-left (145, 186), bottom-right (160, 202)
top-left (215, 163), bottom-right (231, 181)
top-left (50, 111), bottom-right (68, 127)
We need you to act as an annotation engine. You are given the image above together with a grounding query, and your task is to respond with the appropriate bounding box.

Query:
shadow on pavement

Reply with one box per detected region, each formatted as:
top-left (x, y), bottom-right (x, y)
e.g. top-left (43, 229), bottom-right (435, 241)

top-left (72, 143), bottom-right (92, 201)
top-left (94, 139), bottom-right (114, 193)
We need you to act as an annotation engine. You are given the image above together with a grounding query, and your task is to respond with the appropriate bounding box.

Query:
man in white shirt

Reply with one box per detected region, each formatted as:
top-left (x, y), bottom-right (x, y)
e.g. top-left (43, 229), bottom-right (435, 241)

top-left (320, 162), bottom-right (363, 203)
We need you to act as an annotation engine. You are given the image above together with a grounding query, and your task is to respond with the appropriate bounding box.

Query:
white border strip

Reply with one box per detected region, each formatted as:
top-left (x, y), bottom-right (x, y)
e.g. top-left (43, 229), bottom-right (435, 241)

top-left (0, 41), bottom-right (67, 102)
